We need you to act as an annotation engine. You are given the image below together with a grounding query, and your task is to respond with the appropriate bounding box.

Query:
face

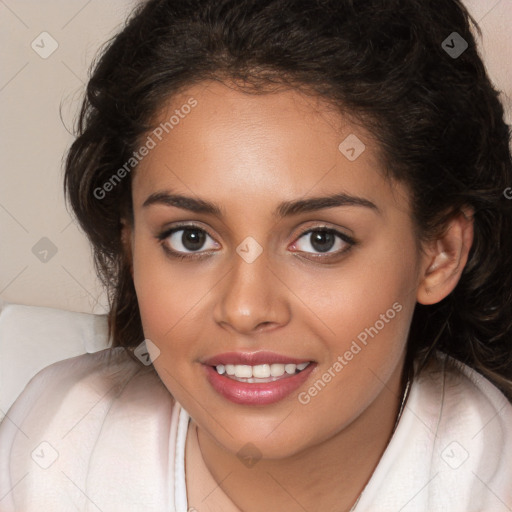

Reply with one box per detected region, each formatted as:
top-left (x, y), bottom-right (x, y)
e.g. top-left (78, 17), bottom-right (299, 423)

top-left (126, 80), bottom-right (425, 459)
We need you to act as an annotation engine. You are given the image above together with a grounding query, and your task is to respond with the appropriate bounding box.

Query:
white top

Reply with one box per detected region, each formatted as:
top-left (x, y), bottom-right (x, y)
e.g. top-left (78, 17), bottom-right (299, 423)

top-left (0, 347), bottom-right (511, 511)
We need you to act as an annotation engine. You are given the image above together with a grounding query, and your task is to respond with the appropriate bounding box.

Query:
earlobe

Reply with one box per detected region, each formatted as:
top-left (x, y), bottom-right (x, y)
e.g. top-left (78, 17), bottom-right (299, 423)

top-left (417, 208), bottom-right (474, 305)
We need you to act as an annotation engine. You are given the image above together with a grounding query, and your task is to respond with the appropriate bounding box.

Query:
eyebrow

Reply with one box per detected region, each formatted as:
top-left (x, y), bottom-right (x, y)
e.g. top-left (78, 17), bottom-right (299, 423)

top-left (142, 191), bottom-right (380, 218)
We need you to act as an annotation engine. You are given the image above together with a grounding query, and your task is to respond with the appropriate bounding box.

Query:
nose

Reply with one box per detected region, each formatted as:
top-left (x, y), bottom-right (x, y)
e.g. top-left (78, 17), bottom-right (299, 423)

top-left (213, 251), bottom-right (291, 335)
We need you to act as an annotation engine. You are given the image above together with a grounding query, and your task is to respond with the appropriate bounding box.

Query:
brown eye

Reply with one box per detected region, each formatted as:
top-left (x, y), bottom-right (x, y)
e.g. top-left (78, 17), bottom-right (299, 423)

top-left (293, 228), bottom-right (354, 256)
top-left (158, 225), bottom-right (219, 256)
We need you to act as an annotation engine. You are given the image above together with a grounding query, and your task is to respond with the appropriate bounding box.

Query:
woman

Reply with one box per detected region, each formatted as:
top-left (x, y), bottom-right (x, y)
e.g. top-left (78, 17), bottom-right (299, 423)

top-left (1, 0), bottom-right (511, 510)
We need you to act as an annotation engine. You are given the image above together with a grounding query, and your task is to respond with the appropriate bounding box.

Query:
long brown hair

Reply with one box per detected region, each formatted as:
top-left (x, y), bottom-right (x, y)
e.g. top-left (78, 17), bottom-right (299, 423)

top-left (64, 0), bottom-right (512, 399)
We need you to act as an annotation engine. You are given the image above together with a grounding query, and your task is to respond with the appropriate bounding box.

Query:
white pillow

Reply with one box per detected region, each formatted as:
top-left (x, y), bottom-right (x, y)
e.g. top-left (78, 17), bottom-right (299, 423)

top-left (0, 299), bottom-right (109, 422)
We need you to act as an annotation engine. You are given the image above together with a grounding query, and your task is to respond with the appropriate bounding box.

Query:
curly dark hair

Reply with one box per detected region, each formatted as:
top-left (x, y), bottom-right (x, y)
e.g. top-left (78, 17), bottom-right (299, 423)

top-left (63, 0), bottom-right (512, 399)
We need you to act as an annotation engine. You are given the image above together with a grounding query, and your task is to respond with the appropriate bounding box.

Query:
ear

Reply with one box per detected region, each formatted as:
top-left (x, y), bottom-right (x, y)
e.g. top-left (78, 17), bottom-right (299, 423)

top-left (417, 207), bottom-right (474, 305)
top-left (120, 218), bottom-right (134, 278)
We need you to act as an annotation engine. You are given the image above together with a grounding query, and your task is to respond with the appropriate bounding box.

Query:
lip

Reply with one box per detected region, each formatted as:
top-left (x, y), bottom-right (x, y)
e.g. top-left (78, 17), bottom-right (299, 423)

top-left (203, 361), bottom-right (317, 406)
top-left (202, 351), bottom-right (313, 366)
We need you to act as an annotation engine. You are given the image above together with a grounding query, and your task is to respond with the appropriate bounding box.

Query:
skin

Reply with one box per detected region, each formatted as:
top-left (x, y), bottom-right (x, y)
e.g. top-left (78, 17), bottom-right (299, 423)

top-left (122, 80), bottom-right (474, 511)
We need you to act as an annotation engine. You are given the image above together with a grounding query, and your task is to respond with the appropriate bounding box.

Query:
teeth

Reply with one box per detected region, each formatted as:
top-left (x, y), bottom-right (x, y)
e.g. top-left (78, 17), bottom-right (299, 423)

top-left (284, 364), bottom-right (296, 374)
top-left (214, 362), bottom-right (310, 379)
top-left (234, 365), bottom-right (252, 378)
top-left (270, 364), bottom-right (285, 377)
top-left (252, 364), bottom-right (270, 378)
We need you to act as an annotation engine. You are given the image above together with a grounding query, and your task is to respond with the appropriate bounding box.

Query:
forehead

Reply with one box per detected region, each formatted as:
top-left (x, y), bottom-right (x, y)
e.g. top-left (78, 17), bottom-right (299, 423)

top-left (132, 80), bottom-right (407, 216)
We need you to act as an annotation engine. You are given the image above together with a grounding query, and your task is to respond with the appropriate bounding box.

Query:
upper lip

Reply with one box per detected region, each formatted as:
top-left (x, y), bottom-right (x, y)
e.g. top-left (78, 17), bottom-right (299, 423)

top-left (202, 351), bottom-right (313, 366)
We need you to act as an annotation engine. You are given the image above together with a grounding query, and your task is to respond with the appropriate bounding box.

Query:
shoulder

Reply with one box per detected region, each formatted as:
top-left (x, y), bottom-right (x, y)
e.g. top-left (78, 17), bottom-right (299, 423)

top-left (1, 347), bottom-right (144, 428)
top-left (408, 352), bottom-right (512, 510)
top-left (0, 347), bottom-right (177, 511)
top-left (357, 351), bottom-right (512, 511)
top-left (426, 351), bottom-right (512, 445)
top-left (395, 351), bottom-right (512, 446)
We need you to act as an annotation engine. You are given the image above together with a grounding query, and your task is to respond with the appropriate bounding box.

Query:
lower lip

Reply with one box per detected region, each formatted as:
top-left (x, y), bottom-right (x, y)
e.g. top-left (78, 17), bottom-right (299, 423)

top-left (203, 363), bottom-right (316, 405)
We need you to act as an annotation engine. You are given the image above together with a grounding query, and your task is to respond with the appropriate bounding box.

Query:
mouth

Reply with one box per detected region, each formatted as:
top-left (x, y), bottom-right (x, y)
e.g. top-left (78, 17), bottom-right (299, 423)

top-left (201, 353), bottom-right (317, 405)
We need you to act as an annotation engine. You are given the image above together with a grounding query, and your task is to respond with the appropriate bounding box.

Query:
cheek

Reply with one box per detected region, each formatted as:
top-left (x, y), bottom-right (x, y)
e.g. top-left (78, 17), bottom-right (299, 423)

top-left (290, 225), bottom-right (417, 346)
top-left (131, 238), bottom-right (182, 341)
top-left (340, 230), bottom-right (417, 362)
top-left (131, 237), bottom-right (216, 349)
top-left (295, 232), bottom-right (417, 412)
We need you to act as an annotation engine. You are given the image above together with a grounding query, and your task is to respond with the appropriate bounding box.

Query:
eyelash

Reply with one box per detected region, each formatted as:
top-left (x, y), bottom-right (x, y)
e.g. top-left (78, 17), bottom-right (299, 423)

top-left (156, 223), bottom-right (356, 262)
